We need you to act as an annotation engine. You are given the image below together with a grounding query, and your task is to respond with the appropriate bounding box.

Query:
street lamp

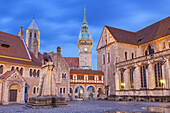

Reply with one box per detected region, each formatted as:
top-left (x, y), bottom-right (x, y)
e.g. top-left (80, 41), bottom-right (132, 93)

top-left (121, 83), bottom-right (125, 89)
top-left (160, 79), bottom-right (165, 102)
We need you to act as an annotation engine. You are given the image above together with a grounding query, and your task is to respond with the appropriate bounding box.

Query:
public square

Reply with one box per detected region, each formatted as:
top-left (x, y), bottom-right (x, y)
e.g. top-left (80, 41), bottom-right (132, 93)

top-left (0, 100), bottom-right (170, 113)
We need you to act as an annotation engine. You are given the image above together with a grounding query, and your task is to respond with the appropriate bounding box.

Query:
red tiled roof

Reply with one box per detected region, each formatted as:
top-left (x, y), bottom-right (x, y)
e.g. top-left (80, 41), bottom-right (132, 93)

top-left (0, 57), bottom-right (42, 66)
top-left (105, 16), bottom-right (170, 45)
top-left (64, 57), bottom-right (79, 68)
top-left (70, 69), bottom-right (104, 75)
top-left (0, 70), bottom-right (13, 79)
top-left (0, 31), bottom-right (30, 59)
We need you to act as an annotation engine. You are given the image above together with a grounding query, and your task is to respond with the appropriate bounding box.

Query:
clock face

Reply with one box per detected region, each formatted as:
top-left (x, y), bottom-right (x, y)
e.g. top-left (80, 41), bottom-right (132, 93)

top-left (84, 47), bottom-right (88, 51)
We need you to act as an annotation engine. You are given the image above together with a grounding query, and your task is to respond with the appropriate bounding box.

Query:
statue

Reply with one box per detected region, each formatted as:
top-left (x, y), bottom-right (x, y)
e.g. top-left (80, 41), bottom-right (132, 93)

top-left (43, 52), bottom-right (52, 64)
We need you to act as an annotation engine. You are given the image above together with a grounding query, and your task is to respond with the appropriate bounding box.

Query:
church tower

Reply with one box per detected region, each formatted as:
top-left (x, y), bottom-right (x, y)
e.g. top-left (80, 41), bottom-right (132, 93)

top-left (26, 17), bottom-right (40, 58)
top-left (78, 7), bottom-right (93, 69)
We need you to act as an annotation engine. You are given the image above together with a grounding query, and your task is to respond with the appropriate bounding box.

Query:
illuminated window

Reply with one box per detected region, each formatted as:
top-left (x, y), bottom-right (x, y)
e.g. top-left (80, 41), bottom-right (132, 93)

top-left (154, 63), bottom-right (163, 87)
top-left (0, 65), bottom-right (3, 74)
top-left (140, 66), bottom-right (147, 88)
top-left (120, 70), bottom-right (125, 89)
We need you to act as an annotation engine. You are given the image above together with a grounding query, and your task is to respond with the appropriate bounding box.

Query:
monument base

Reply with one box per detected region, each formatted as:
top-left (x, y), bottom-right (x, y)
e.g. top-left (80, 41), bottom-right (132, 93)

top-left (26, 96), bottom-right (68, 109)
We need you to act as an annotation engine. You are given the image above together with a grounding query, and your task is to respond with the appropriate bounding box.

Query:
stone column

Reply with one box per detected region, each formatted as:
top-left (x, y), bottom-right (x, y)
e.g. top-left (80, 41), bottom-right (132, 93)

top-left (133, 66), bottom-right (140, 89)
top-left (124, 69), bottom-right (129, 90)
top-left (115, 71), bottom-right (120, 91)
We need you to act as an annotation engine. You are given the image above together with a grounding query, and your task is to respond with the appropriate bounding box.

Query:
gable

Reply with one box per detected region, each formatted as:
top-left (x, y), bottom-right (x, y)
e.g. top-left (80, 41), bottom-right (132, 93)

top-left (1, 70), bottom-right (26, 82)
top-left (96, 26), bottom-right (117, 50)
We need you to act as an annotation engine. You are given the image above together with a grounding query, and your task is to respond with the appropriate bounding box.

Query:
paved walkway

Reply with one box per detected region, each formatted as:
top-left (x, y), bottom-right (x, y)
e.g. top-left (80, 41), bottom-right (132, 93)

top-left (0, 100), bottom-right (170, 113)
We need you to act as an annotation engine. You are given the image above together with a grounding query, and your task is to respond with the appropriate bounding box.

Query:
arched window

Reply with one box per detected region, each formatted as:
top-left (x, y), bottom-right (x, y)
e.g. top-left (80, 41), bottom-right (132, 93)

top-left (16, 67), bottom-right (19, 71)
top-left (33, 87), bottom-right (36, 94)
top-left (20, 68), bottom-right (23, 76)
top-left (163, 42), bottom-right (165, 49)
top-left (130, 68), bottom-right (134, 88)
top-left (154, 63), bottom-right (163, 87)
top-left (169, 42), bottom-right (170, 49)
top-left (11, 66), bottom-right (15, 70)
top-left (34, 33), bottom-right (36, 38)
top-left (107, 53), bottom-right (110, 63)
top-left (33, 70), bottom-right (36, 77)
top-left (145, 45), bottom-right (154, 56)
top-left (60, 88), bottom-right (62, 93)
top-left (30, 69), bottom-right (32, 77)
top-left (63, 88), bottom-right (65, 93)
top-left (140, 66), bottom-right (147, 88)
top-left (0, 65), bottom-right (3, 74)
top-left (37, 70), bottom-right (40, 77)
top-left (37, 87), bottom-right (39, 93)
top-left (103, 54), bottom-right (105, 64)
top-left (62, 72), bottom-right (66, 78)
top-left (131, 53), bottom-right (134, 59)
top-left (125, 52), bottom-right (127, 60)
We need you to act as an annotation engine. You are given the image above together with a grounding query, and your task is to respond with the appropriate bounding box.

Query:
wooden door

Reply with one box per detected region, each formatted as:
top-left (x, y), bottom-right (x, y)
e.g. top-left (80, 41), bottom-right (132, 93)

top-left (9, 90), bottom-right (17, 102)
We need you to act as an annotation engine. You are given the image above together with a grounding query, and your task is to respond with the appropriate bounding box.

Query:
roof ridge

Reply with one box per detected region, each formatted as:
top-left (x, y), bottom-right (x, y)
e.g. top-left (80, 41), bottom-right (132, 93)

top-left (105, 25), bottom-right (135, 34)
top-left (135, 16), bottom-right (170, 33)
top-left (0, 31), bottom-right (19, 38)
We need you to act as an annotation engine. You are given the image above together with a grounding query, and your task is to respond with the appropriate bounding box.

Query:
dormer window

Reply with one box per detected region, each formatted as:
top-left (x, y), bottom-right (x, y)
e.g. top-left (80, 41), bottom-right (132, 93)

top-left (1, 43), bottom-right (10, 48)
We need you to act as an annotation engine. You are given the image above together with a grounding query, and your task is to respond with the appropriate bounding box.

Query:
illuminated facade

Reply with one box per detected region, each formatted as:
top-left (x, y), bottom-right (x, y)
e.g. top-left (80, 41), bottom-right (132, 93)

top-left (97, 17), bottom-right (170, 101)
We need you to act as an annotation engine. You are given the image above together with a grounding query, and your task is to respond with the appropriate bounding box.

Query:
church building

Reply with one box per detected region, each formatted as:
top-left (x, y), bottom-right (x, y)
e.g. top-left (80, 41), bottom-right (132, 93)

top-left (97, 16), bottom-right (170, 102)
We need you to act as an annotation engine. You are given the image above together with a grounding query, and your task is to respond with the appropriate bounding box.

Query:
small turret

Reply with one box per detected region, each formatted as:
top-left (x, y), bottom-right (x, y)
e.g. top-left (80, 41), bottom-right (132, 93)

top-left (26, 17), bottom-right (40, 58)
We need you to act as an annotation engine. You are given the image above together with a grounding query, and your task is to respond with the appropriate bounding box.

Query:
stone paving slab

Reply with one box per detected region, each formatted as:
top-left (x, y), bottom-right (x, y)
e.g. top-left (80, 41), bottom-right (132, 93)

top-left (0, 100), bottom-right (170, 113)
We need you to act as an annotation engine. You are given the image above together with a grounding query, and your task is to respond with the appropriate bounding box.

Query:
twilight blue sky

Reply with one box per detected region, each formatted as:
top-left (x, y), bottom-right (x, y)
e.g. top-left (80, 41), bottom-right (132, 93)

top-left (0, 0), bottom-right (170, 70)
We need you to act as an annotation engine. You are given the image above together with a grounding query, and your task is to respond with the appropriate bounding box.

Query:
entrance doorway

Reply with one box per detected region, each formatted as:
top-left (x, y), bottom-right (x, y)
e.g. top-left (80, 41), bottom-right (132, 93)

top-left (87, 86), bottom-right (95, 99)
top-left (75, 86), bottom-right (84, 99)
top-left (9, 90), bottom-right (17, 102)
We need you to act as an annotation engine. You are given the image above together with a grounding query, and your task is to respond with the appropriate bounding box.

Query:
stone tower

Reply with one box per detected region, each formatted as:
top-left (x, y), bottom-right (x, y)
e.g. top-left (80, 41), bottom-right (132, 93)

top-left (26, 17), bottom-right (40, 58)
top-left (78, 7), bottom-right (93, 69)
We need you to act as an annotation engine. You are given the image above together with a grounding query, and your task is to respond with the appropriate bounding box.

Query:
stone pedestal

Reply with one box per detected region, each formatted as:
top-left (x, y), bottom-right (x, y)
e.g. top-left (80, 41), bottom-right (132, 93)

top-left (26, 62), bottom-right (68, 108)
top-left (26, 96), bottom-right (68, 108)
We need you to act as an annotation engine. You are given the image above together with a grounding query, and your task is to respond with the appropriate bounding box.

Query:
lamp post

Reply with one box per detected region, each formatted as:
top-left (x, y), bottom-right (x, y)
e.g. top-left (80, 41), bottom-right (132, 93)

top-left (160, 79), bottom-right (165, 102)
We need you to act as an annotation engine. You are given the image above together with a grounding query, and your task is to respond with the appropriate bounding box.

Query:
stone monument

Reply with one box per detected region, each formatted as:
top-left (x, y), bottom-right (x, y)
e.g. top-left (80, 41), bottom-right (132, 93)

top-left (26, 53), bottom-right (68, 108)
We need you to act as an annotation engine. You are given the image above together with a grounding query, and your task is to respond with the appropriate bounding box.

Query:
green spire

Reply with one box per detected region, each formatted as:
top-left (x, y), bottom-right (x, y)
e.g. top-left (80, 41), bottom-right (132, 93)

top-left (79, 5), bottom-right (92, 39)
top-left (83, 5), bottom-right (87, 24)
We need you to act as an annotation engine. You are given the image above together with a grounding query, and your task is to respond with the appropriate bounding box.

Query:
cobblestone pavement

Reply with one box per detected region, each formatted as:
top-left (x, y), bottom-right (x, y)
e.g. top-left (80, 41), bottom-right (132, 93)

top-left (1, 100), bottom-right (170, 113)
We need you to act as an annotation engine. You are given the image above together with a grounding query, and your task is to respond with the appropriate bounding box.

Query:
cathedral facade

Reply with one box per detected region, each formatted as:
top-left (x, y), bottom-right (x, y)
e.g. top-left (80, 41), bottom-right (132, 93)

top-left (97, 17), bottom-right (170, 101)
